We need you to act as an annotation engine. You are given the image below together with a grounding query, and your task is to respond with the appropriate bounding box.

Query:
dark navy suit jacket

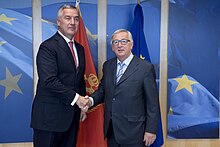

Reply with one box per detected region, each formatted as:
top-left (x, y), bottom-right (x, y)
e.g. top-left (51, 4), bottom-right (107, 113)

top-left (31, 32), bottom-right (86, 132)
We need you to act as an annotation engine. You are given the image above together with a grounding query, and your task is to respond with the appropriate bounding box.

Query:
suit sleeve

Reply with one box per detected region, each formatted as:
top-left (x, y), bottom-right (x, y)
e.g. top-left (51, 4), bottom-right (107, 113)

top-left (144, 64), bottom-right (160, 134)
top-left (90, 62), bottom-right (106, 107)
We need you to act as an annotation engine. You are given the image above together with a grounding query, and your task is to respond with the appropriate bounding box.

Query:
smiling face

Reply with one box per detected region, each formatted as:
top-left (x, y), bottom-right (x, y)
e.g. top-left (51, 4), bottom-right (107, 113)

top-left (111, 31), bottom-right (133, 62)
top-left (57, 8), bottom-right (79, 40)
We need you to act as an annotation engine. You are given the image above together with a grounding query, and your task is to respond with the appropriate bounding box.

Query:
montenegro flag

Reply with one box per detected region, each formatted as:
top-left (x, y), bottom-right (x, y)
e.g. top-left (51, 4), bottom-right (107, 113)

top-left (75, 4), bottom-right (107, 147)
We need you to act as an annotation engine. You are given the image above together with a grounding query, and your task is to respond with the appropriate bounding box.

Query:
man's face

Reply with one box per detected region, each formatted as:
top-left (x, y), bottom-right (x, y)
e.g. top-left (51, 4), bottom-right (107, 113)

top-left (57, 8), bottom-right (79, 40)
top-left (111, 32), bottom-right (133, 62)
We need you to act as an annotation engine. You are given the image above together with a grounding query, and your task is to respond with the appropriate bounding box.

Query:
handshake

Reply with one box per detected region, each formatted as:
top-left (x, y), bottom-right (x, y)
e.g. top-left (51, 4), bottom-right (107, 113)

top-left (76, 95), bottom-right (92, 112)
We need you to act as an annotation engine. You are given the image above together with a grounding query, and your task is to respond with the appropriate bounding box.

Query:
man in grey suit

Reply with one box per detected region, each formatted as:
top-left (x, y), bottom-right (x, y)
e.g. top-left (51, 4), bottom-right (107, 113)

top-left (31, 4), bottom-right (89, 147)
top-left (85, 29), bottom-right (159, 147)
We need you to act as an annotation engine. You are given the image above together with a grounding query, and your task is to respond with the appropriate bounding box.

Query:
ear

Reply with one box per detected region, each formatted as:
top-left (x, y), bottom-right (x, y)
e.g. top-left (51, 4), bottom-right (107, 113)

top-left (112, 47), bottom-right (114, 51)
top-left (130, 42), bottom-right (134, 50)
top-left (56, 18), bottom-right (60, 27)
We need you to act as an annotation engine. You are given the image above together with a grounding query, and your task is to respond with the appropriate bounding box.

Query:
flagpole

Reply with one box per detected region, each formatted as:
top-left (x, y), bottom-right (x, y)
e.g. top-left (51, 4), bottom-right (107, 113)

top-left (75, 0), bottom-right (80, 8)
top-left (159, 0), bottom-right (169, 145)
top-left (98, 0), bottom-right (107, 80)
top-left (32, 0), bottom-right (42, 96)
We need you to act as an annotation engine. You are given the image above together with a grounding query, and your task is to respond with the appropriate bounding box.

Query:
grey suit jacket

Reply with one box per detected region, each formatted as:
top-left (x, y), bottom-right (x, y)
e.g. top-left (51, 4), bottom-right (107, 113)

top-left (91, 55), bottom-right (159, 144)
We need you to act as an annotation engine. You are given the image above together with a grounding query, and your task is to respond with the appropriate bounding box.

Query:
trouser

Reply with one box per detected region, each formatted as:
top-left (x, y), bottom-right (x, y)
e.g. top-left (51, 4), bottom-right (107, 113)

top-left (106, 120), bottom-right (145, 147)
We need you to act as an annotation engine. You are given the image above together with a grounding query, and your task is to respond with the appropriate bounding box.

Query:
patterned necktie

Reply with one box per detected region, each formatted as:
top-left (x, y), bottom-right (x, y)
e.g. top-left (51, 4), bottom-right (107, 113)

top-left (116, 62), bottom-right (125, 83)
top-left (68, 41), bottom-right (78, 68)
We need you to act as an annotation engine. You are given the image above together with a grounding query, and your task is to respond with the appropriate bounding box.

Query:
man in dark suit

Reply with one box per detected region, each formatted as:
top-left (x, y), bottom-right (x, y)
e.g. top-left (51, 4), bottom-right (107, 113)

top-left (86, 29), bottom-right (159, 147)
top-left (31, 4), bottom-right (89, 147)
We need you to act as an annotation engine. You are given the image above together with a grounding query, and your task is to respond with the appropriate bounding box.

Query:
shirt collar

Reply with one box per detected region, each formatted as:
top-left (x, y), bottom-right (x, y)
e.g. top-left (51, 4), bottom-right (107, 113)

top-left (58, 31), bottom-right (75, 44)
top-left (117, 53), bottom-right (134, 66)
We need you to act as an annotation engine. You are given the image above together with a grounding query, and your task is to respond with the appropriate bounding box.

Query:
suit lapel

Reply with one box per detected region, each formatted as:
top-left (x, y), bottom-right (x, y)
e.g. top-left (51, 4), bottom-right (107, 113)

top-left (55, 32), bottom-right (77, 70)
top-left (117, 56), bottom-right (138, 85)
top-left (111, 59), bottom-right (117, 86)
top-left (75, 42), bottom-right (83, 71)
top-left (106, 58), bottom-right (117, 86)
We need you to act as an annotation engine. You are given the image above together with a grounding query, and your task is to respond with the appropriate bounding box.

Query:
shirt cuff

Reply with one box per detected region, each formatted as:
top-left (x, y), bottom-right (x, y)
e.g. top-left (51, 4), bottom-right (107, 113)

top-left (71, 93), bottom-right (79, 106)
top-left (88, 96), bottom-right (94, 106)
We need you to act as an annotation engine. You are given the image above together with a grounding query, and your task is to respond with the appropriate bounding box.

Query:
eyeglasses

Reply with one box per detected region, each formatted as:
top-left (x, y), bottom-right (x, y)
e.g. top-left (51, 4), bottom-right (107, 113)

top-left (112, 39), bottom-right (130, 46)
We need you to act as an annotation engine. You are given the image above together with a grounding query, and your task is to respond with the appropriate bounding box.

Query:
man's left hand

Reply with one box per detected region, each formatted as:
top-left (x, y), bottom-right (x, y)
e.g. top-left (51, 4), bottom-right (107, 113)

top-left (143, 132), bottom-right (156, 146)
top-left (80, 111), bottom-right (87, 122)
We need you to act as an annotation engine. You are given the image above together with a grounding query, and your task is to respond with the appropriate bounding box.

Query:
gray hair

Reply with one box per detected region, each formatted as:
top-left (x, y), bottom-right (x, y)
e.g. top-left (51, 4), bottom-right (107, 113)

top-left (57, 4), bottom-right (79, 18)
top-left (110, 29), bottom-right (133, 44)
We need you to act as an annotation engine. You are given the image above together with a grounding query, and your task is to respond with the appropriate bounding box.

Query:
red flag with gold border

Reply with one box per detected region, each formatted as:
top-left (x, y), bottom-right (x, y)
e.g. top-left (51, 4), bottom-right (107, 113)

top-left (75, 7), bottom-right (107, 147)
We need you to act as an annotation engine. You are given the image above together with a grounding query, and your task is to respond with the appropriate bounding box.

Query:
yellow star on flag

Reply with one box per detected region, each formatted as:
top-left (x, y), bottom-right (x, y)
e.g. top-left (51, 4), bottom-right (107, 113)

top-left (174, 74), bottom-right (197, 94)
top-left (0, 14), bottom-right (18, 25)
top-left (168, 106), bottom-right (173, 115)
top-left (140, 54), bottom-right (145, 60)
top-left (0, 41), bottom-right (6, 46)
top-left (0, 67), bottom-right (23, 99)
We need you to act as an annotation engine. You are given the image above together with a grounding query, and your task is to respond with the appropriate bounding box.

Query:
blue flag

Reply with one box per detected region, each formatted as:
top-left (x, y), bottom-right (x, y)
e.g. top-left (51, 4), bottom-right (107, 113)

top-left (0, 7), bottom-right (57, 143)
top-left (130, 4), bottom-right (164, 147)
top-left (0, 8), bottom-right (33, 143)
top-left (168, 75), bottom-right (219, 139)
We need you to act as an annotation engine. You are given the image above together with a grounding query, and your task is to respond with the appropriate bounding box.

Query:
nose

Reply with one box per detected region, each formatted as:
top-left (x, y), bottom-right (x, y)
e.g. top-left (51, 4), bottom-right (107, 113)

top-left (118, 41), bottom-right (123, 47)
top-left (70, 17), bottom-right (75, 24)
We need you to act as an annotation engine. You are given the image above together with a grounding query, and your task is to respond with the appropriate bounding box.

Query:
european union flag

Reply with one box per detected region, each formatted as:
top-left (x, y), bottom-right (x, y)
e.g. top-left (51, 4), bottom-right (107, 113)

top-left (130, 4), bottom-right (150, 62)
top-left (168, 75), bottom-right (219, 138)
top-left (0, 8), bottom-right (33, 143)
top-left (167, 0), bottom-right (219, 139)
top-left (130, 4), bottom-right (164, 147)
top-left (0, 8), bottom-right (57, 143)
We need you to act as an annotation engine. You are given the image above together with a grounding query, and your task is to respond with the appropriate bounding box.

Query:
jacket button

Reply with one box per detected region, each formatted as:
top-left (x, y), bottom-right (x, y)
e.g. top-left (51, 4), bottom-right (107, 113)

top-left (113, 98), bottom-right (115, 101)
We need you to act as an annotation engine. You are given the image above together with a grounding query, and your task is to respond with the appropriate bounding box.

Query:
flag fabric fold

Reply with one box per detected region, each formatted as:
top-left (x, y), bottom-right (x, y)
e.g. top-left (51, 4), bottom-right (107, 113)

top-left (130, 4), bottom-right (164, 147)
top-left (0, 8), bottom-right (34, 143)
top-left (75, 6), bottom-right (107, 147)
top-left (168, 75), bottom-right (219, 139)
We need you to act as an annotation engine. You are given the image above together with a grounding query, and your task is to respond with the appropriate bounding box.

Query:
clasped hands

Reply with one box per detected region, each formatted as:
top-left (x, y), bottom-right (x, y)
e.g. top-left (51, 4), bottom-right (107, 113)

top-left (76, 95), bottom-right (91, 122)
top-left (76, 95), bottom-right (91, 112)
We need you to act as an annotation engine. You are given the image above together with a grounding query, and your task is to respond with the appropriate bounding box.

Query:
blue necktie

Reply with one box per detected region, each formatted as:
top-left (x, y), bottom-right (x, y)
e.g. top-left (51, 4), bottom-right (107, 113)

top-left (116, 62), bottom-right (125, 83)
